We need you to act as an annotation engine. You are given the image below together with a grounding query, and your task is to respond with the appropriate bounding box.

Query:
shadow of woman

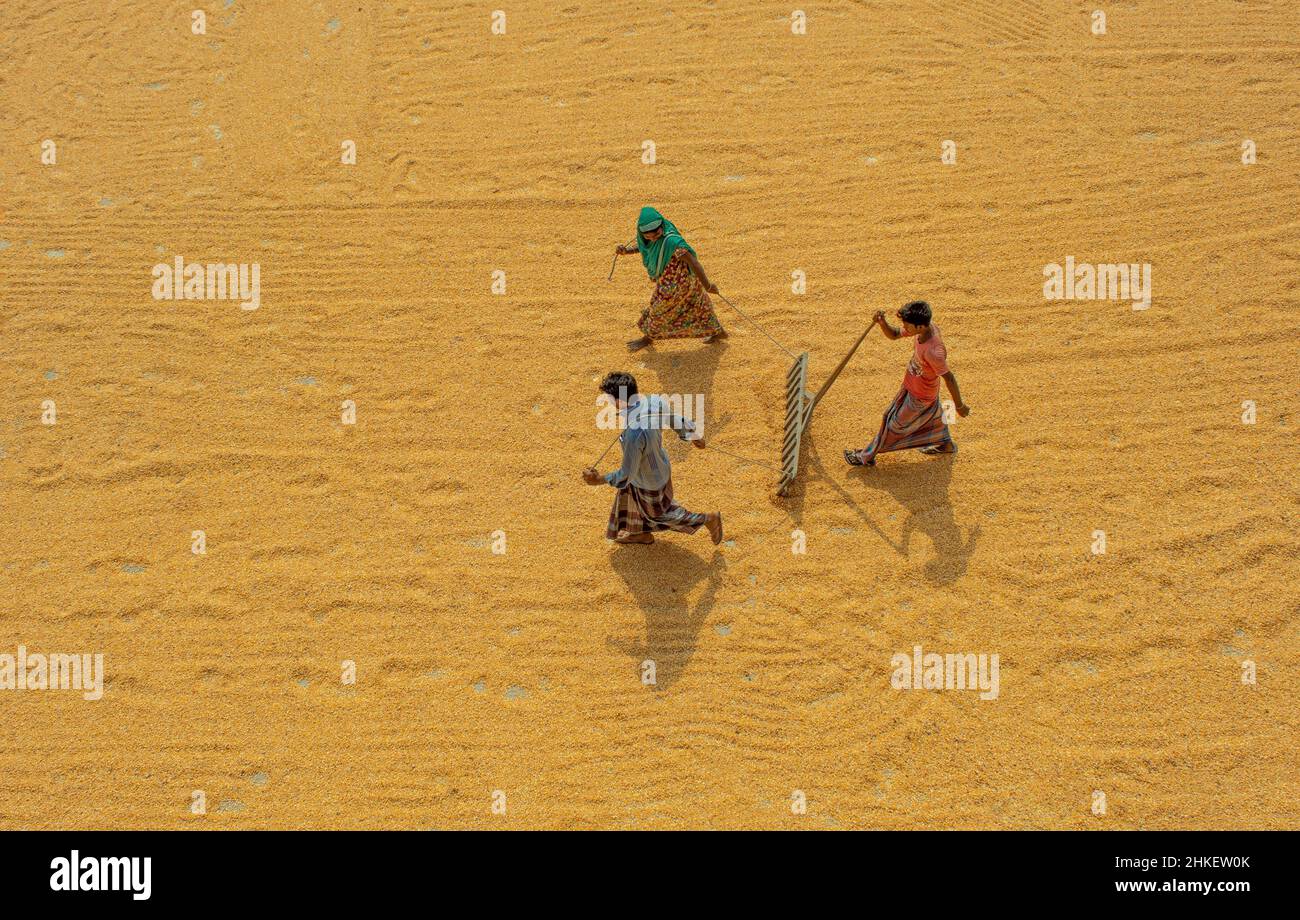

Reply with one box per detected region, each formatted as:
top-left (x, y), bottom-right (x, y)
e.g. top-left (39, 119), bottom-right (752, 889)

top-left (639, 340), bottom-right (730, 454)
top-left (606, 542), bottom-right (724, 689)
top-left (803, 432), bottom-right (980, 585)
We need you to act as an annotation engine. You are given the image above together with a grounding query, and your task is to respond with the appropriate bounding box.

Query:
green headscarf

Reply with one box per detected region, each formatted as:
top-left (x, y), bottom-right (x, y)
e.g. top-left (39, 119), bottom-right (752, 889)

top-left (636, 206), bottom-right (695, 280)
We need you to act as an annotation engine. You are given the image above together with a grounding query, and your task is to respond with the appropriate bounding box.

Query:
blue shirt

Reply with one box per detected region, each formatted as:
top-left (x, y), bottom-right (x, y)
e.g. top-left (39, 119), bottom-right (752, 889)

top-left (604, 394), bottom-right (699, 491)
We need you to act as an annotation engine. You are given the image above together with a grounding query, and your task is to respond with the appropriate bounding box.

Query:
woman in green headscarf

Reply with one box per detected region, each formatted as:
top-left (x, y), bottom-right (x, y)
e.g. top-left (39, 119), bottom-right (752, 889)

top-left (615, 206), bottom-right (726, 352)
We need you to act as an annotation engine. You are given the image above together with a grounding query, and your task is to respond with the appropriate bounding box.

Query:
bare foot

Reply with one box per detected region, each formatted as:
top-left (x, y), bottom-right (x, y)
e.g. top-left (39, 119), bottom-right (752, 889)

top-left (703, 329), bottom-right (728, 344)
top-left (704, 512), bottom-right (723, 545)
top-left (615, 532), bottom-right (655, 544)
top-left (627, 336), bottom-right (652, 352)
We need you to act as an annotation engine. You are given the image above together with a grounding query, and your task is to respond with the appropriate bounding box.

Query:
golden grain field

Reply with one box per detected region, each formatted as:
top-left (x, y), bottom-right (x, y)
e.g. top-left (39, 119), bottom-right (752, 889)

top-left (1, 1), bottom-right (1297, 829)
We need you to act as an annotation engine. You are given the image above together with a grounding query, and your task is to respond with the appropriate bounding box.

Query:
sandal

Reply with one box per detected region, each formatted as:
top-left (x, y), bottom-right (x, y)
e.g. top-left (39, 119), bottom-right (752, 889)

top-left (919, 444), bottom-right (957, 457)
top-left (615, 532), bottom-right (655, 544)
top-left (844, 449), bottom-right (875, 467)
top-left (706, 512), bottom-right (723, 546)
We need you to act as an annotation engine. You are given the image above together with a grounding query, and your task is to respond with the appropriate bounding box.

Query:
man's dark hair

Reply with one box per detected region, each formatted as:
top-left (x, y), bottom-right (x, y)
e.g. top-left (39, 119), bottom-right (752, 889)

top-left (600, 371), bottom-right (638, 401)
top-left (900, 300), bottom-right (932, 326)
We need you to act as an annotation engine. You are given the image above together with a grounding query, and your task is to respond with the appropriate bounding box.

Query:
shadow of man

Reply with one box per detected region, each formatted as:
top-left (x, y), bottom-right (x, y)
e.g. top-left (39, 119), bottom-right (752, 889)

top-left (803, 432), bottom-right (980, 585)
top-left (607, 543), bottom-right (724, 689)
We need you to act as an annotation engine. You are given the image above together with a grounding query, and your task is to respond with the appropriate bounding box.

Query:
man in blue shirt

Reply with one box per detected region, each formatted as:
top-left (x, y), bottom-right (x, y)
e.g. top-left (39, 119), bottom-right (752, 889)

top-left (583, 372), bottom-right (723, 545)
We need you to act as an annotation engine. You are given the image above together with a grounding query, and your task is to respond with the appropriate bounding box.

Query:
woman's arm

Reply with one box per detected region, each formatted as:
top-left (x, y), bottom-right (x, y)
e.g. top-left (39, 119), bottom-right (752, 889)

top-left (942, 371), bottom-right (970, 416)
top-left (615, 240), bottom-right (637, 255)
top-left (684, 251), bottom-right (719, 294)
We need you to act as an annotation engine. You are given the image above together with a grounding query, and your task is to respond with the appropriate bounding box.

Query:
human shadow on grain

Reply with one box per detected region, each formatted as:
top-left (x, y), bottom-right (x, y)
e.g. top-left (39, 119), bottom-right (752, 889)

top-left (803, 430), bottom-right (980, 586)
top-left (639, 340), bottom-right (729, 457)
top-left (607, 542), bottom-right (724, 689)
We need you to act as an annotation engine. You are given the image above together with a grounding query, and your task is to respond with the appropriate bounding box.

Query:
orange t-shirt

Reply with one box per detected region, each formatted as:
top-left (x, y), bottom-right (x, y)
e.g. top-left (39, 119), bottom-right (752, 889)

top-left (902, 325), bottom-right (949, 402)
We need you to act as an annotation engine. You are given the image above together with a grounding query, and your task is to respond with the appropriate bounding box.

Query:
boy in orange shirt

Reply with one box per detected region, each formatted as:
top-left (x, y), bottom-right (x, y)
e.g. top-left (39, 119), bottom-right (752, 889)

top-left (845, 300), bottom-right (970, 466)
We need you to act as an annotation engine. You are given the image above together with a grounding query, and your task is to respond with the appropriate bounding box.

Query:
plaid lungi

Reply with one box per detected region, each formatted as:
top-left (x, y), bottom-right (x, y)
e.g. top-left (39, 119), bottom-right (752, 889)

top-left (860, 387), bottom-right (952, 462)
top-left (606, 479), bottom-right (707, 539)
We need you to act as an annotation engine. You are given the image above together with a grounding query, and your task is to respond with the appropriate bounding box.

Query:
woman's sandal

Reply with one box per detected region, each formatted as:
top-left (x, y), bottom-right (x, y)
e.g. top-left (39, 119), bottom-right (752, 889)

top-left (919, 444), bottom-right (957, 457)
top-left (844, 449), bottom-right (875, 467)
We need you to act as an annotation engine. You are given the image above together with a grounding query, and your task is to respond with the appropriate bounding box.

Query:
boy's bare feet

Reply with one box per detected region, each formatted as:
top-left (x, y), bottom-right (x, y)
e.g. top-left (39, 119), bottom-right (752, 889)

top-left (704, 512), bottom-right (723, 545)
top-left (627, 335), bottom-right (652, 352)
top-left (615, 532), bottom-right (655, 544)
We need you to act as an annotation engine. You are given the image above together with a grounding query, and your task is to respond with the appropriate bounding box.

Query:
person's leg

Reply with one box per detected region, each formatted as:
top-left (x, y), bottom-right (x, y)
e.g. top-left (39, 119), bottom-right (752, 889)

top-left (651, 273), bottom-right (721, 342)
top-left (846, 391), bottom-right (909, 466)
top-left (845, 444), bottom-right (878, 466)
top-left (662, 505), bottom-right (720, 544)
top-left (662, 507), bottom-right (719, 544)
top-left (703, 511), bottom-right (723, 545)
top-left (846, 433), bottom-right (882, 466)
top-left (611, 485), bottom-right (659, 543)
top-left (901, 397), bottom-right (952, 454)
top-left (698, 295), bottom-right (725, 342)
top-left (643, 481), bottom-right (718, 542)
top-left (630, 302), bottom-right (658, 351)
top-left (606, 489), bottom-right (631, 540)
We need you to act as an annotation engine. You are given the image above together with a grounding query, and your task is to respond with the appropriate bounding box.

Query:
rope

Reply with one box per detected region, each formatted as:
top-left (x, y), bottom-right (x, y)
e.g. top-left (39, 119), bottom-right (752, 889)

top-left (699, 442), bottom-right (783, 473)
top-left (591, 432), bottom-right (778, 474)
top-left (590, 432), bottom-right (621, 467)
top-left (716, 292), bottom-right (797, 361)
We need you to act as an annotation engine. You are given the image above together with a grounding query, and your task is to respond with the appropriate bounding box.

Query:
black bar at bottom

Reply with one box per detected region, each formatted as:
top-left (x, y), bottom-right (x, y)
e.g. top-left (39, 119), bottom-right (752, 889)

top-left (0, 829), bottom-right (1285, 907)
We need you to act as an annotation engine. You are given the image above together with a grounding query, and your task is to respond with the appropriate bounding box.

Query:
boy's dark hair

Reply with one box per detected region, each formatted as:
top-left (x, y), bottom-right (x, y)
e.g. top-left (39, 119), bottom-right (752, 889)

top-left (900, 300), bottom-right (932, 326)
top-left (600, 371), bottom-right (638, 401)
